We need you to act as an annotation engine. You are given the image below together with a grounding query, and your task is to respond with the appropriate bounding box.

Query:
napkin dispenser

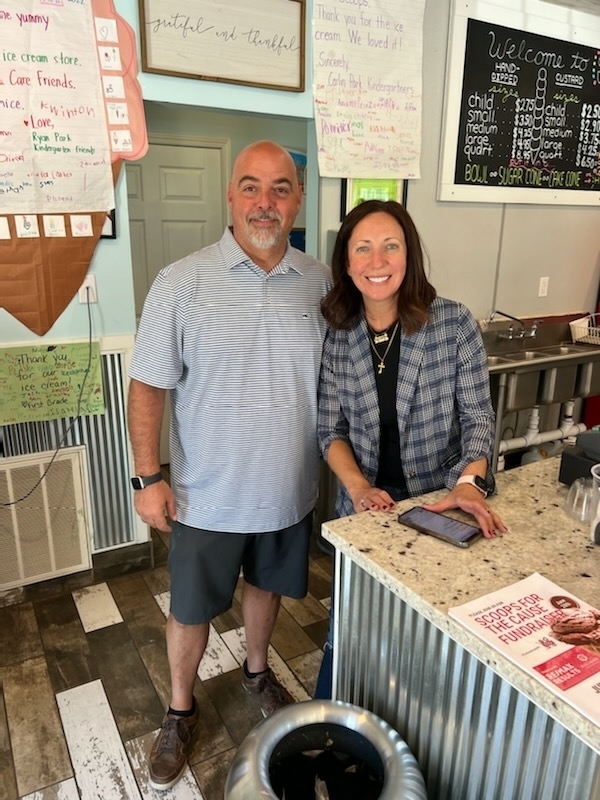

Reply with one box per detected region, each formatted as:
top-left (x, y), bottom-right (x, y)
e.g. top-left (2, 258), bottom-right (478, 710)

top-left (558, 430), bottom-right (600, 486)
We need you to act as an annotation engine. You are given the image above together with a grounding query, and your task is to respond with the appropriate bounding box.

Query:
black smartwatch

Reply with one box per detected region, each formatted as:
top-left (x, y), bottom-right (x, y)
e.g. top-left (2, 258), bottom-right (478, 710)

top-left (456, 475), bottom-right (489, 497)
top-left (130, 472), bottom-right (163, 490)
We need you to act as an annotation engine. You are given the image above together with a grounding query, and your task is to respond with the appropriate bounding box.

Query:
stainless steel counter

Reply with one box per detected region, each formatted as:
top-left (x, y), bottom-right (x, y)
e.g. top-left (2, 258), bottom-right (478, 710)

top-left (322, 458), bottom-right (599, 800)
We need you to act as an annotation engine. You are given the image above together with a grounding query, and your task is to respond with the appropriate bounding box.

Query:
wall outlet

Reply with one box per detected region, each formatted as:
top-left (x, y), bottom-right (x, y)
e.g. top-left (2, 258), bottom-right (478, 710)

top-left (538, 276), bottom-right (549, 297)
top-left (78, 274), bottom-right (97, 303)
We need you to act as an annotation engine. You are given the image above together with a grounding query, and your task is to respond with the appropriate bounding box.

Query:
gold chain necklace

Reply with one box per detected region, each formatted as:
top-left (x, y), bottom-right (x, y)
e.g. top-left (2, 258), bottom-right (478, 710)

top-left (368, 322), bottom-right (399, 374)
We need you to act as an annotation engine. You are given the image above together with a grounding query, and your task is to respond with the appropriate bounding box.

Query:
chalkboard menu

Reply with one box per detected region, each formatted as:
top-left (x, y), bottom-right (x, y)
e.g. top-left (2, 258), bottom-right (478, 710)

top-left (453, 18), bottom-right (600, 194)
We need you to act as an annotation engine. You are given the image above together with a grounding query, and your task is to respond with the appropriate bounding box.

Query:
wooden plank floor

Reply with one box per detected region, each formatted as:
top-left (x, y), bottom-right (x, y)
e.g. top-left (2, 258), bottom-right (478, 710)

top-left (0, 525), bottom-right (333, 800)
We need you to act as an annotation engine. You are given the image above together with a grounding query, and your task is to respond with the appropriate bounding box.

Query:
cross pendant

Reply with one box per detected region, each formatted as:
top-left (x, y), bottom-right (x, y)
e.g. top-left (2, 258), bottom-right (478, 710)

top-left (377, 361), bottom-right (385, 375)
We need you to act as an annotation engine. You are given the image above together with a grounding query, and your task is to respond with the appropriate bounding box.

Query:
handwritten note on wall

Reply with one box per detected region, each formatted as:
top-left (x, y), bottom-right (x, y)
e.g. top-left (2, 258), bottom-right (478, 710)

top-left (0, 342), bottom-right (104, 425)
top-left (312, 0), bottom-right (425, 178)
top-left (0, 0), bottom-right (113, 213)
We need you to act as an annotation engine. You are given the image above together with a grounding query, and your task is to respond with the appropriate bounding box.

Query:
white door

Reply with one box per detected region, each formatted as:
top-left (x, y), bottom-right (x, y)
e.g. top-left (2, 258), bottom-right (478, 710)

top-left (127, 135), bottom-right (231, 463)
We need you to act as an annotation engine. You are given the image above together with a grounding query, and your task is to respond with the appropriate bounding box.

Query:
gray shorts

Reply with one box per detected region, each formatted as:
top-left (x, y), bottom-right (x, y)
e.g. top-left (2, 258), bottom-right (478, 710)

top-left (167, 512), bottom-right (313, 625)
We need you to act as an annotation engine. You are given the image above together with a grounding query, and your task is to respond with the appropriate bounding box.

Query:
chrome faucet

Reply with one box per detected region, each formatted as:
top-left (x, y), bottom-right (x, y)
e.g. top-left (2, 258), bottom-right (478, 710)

top-left (524, 319), bottom-right (543, 338)
top-left (498, 325), bottom-right (524, 341)
top-left (490, 310), bottom-right (525, 340)
top-left (489, 311), bottom-right (542, 341)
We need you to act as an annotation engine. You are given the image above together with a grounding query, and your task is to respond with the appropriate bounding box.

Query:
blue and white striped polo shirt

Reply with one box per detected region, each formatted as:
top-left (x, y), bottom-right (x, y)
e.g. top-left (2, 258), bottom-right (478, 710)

top-left (129, 228), bottom-right (332, 533)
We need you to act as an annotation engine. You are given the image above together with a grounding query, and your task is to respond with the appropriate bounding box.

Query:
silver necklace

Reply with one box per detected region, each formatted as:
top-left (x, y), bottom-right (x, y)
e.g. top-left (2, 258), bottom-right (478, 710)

top-left (367, 321), bottom-right (393, 344)
top-left (368, 322), bottom-right (399, 374)
top-left (371, 328), bottom-right (390, 344)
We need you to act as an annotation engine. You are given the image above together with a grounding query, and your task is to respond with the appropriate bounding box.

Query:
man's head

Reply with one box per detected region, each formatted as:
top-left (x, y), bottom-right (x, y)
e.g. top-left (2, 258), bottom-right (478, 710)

top-left (228, 141), bottom-right (302, 271)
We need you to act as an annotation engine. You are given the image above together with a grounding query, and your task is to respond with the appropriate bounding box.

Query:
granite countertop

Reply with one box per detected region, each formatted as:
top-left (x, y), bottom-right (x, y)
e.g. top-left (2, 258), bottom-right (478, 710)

top-left (321, 457), bottom-right (599, 753)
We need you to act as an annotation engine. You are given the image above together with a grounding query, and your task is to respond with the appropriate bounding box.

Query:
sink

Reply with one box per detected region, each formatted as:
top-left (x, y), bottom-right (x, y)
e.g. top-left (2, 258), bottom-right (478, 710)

top-left (501, 350), bottom-right (545, 362)
top-left (577, 360), bottom-right (600, 397)
top-left (541, 345), bottom-right (588, 355)
top-left (528, 344), bottom-right (592, 357)
top-left (538, 363), bottom-right (579, 404)
top-left (503, 371), bottom-right (541, 411)
top-left (487, 355), bottom-right (512, 367)
top-left (485, 340), bottom-right (600, 409)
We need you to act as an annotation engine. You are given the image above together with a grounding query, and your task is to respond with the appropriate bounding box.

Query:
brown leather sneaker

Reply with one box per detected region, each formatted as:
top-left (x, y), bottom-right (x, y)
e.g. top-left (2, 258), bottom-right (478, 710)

top-left (241, 665), bottom-right (295, 717)
top-left (148, 701), bottom-right (199, 791)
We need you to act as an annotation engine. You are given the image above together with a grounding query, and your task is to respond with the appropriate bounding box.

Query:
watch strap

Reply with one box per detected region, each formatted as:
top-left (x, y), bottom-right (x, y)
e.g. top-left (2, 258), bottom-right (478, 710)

top-left (131, 472), bottom-right (163, 490)
top-left (456, 475), bottom-right (488, 497)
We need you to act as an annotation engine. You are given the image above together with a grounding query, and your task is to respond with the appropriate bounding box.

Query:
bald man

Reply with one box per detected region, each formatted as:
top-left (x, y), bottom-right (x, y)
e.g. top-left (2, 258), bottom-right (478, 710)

top-left (128, 141), bottom-right (331, 790)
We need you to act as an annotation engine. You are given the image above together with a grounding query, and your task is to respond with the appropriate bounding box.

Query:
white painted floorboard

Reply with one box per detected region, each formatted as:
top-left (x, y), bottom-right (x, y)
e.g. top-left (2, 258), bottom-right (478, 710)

top-left (71, 583), bottom-right (123, 632)
top-left (56, 680), bottom-right (142, 800)
top-left (154, 592), bottom-right (239, 680)
top-left (21, 778), bottom-right (80, 800)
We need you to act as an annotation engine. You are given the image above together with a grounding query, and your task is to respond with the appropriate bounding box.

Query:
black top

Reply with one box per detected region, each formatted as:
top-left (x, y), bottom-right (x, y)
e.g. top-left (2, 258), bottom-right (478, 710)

top-left (367, 327), bottom-right (407, 495)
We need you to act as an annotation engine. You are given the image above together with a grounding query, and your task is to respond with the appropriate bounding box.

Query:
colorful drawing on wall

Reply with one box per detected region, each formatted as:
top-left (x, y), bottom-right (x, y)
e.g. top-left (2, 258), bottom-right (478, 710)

top-left (0, 0), bottom-right (148, 335)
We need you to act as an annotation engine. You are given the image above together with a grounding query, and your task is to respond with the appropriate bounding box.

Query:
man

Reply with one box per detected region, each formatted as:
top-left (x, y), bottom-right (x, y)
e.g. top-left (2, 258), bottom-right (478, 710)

top-left (127, 140), bottom-right (331, 791)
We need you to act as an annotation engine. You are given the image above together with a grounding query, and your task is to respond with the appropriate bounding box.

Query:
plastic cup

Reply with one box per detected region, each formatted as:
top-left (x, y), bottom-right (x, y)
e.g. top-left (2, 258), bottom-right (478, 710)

top-left (565, 477), bottom-right (597, 523)
top-left (590, 465), bottom-right (600, 544)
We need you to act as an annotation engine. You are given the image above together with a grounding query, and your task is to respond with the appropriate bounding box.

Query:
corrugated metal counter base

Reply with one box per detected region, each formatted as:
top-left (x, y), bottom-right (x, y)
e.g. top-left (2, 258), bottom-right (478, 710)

top-left (333, 557), bottom-right (600, 800)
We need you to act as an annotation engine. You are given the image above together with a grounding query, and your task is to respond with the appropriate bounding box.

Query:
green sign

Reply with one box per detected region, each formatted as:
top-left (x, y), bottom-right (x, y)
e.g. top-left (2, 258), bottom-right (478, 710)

top-left (349, 178), bottom-right (402, 209)
top-left (0, 342), bottom-right (104, 425)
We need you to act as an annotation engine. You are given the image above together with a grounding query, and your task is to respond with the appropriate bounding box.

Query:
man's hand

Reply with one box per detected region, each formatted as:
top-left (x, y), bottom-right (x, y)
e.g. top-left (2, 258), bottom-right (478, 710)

top-left (133, 481), bottom-right (177, 532)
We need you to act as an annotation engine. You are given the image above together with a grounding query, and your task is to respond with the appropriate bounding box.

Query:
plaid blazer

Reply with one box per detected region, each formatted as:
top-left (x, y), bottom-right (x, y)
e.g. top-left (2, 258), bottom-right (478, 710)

top-left (317, 297), bottom-right (495, 518)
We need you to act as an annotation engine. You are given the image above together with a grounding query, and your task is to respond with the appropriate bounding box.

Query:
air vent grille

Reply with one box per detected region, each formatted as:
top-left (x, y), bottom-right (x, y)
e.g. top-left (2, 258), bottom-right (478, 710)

top-left (0, 447), bottom-right (92, 590)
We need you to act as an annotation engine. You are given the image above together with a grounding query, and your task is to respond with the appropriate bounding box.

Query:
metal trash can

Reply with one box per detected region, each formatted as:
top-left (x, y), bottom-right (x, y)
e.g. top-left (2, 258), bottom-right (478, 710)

top-left (224, 699), bottom-right (427, 799)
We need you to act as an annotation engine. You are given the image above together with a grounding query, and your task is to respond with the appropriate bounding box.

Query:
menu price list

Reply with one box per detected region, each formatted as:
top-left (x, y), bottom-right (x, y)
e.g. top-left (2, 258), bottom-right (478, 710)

top-left (455, 19), bottom-right (600, 191)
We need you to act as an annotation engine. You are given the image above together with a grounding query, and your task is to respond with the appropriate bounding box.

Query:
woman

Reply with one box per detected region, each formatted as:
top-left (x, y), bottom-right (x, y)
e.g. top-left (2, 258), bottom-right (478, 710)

top-left (315, 200), bottom-right (506, 698)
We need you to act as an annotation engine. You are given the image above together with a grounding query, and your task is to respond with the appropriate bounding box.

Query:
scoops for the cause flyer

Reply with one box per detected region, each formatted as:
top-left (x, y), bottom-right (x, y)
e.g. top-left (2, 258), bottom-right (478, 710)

top-left (449, 573), bottom-right (600, 723)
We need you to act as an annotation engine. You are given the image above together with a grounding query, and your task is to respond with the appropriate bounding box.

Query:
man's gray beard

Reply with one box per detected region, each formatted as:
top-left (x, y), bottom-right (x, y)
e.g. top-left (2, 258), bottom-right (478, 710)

top-left (246, 223), bottom-right (283, 250)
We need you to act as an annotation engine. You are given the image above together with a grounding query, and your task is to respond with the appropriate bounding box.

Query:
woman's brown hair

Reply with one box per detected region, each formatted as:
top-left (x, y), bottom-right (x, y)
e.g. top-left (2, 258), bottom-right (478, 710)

top-left (321, 200), bottom-right (436, 333)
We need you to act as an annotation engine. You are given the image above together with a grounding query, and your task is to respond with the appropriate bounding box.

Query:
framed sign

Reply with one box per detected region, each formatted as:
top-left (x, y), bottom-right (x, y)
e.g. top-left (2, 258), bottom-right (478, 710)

top-left (140, 0), bottom-right (305, 92)
top-left (100, 209), bottom-right (116, 240)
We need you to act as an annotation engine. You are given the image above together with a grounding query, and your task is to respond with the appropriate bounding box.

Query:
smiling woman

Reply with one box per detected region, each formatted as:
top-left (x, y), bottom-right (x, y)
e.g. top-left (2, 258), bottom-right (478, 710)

top-left (314, 199), bottom-right (500, 697)
top-left (346, 211), bottom-right (407, 319)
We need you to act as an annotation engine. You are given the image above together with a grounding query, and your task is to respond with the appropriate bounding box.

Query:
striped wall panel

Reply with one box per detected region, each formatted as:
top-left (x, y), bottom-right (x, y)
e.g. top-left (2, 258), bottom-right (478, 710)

top-left (2, 353), bottom-right (134, 550)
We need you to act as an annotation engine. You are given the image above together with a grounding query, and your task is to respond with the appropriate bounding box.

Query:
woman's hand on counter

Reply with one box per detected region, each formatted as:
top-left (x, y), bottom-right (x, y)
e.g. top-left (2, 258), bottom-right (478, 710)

top-left (352, 485), bottom-right (397, 513)
top-left (422, 486), bottom-right (507, 539)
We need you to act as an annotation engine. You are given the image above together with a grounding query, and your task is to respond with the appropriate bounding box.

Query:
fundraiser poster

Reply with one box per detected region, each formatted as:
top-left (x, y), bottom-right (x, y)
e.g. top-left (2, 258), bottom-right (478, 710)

top-left (449, 573), bottom-right (600, 727)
